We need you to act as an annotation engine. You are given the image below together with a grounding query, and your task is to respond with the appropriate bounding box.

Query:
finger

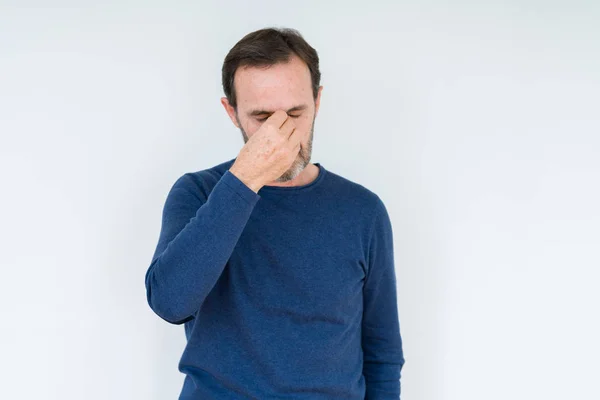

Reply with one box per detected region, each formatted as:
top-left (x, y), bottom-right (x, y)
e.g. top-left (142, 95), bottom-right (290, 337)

top-left (279, 117), bottom-right (296, 138)
top-left (268, 110), bottom-right (289, 129)
top-left (287, 125), bottom-right (303, 150)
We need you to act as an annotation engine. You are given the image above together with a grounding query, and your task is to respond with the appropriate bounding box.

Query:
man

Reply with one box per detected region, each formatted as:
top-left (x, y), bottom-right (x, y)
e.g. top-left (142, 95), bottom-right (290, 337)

top-left (144, 27), bottom-right (405, 399)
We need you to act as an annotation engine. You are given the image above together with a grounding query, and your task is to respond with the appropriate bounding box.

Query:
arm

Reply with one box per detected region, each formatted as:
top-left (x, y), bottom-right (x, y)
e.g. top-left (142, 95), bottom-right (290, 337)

top-left (144, 170), bottom-right (260, 324)
top-left (362, 198), bottom-right (406, 399)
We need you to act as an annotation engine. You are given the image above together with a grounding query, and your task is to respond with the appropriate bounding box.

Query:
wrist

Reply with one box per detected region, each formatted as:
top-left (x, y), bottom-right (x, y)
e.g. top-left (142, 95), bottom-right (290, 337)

top-left (229, 167), bottom-right (262, 193)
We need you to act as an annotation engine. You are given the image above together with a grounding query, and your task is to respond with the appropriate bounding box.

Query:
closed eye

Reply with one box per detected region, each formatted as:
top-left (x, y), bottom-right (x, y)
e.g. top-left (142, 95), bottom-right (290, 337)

top-left (257, 115), bottom-right (301, 122)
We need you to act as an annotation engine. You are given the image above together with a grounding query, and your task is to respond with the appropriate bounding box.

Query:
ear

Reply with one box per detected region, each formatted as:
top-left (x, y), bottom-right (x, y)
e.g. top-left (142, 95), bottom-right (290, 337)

top-left (314, 86), bottom-right (323, 118)
top-left (221, 97), bottom-right (240, 128)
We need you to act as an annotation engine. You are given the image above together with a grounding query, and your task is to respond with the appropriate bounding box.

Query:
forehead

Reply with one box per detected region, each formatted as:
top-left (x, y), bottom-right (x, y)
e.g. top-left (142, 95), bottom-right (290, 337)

top-left (234, 55), bottom-right (312, 111)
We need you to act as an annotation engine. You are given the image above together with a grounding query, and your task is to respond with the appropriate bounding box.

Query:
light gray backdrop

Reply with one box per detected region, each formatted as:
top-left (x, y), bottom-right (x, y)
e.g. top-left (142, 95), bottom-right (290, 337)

top-left (1, 1), bottom-right (598, 399)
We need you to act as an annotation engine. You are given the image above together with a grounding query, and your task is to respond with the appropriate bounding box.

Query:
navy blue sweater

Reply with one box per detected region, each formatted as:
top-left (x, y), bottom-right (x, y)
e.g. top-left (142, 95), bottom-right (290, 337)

top-left (145, 158), bottom-right (405, 399)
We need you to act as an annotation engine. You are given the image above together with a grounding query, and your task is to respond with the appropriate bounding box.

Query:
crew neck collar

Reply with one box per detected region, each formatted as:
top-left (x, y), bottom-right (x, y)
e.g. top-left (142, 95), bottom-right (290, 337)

top-left (227, 158), bottom-right (327, 193)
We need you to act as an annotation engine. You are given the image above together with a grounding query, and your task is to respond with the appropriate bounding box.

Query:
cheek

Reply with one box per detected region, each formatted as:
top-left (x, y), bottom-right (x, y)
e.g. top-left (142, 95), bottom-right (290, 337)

top-left (248, 121), bottom-right (261, 132)
top-left (298, 117), bottom-right (313, 137)
top-left (243, 119), bottom-right (261, 135)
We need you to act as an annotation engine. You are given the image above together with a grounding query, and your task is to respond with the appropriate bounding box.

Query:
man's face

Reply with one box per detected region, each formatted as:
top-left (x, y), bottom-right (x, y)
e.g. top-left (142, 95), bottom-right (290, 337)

top-left (224, 54), bottom-right (322, 183)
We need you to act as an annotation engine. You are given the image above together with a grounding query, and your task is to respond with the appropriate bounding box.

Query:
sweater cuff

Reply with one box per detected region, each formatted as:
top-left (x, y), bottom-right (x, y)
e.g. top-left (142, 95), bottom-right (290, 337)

top-left (220, 170), bottom-right (261, 205)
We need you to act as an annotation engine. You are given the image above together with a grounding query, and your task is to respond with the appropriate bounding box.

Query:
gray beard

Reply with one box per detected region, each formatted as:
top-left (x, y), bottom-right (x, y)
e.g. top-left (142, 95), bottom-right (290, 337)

top-left (236, 115), bottom-right (315, 183)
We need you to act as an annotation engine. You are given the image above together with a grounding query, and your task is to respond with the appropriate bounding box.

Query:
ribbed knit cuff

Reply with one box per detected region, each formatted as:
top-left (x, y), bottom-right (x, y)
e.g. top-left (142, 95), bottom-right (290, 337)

top-left (220, 170), bottom-right (261, 205)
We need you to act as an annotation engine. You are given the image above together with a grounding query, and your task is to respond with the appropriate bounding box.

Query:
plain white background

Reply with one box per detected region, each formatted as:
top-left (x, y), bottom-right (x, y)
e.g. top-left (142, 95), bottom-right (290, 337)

top-left (1, 1), bottom-right (598, 399)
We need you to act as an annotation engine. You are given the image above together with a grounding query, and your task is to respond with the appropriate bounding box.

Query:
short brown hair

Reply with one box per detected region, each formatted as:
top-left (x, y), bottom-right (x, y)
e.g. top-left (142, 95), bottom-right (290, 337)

top-left (222, 27), bottom-right (321, 111)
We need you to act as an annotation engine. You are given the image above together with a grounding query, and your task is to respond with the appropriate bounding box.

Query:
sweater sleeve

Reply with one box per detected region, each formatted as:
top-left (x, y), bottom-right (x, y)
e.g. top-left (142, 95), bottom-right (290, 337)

top-left (144, 170), bottom-right (260, 325)
top-left (362, 198), bottom-right (406, 399)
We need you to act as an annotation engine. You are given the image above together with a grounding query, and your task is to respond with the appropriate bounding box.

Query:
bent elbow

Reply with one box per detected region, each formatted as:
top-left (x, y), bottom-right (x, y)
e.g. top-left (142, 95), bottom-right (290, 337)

top-left (145, 265), bottom-right (194, 325)
top-left (146, 286), bottom-right (194, 325)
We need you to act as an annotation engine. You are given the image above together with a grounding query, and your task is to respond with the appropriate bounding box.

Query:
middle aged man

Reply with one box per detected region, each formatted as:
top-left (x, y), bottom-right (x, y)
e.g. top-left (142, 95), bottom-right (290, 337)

top-left (145, 26), bottom-right (406, 399)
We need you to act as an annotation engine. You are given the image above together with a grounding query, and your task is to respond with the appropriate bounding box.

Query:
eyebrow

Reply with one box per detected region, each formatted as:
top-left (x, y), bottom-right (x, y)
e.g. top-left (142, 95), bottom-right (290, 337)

top-left (247, 104), bottom-right (308, 117)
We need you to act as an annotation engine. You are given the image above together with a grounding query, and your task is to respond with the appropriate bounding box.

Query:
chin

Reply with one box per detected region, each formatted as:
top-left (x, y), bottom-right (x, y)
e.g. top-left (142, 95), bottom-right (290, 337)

top-left (276, 158), bottom-right (307, 182)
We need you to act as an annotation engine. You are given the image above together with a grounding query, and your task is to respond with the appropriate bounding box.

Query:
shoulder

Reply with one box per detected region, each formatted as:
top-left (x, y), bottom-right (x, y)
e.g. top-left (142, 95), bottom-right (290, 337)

top-left (170, 158), bottom-right (237, 201)
top-left (323, 168), bottom-right (386, 217)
